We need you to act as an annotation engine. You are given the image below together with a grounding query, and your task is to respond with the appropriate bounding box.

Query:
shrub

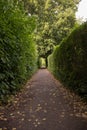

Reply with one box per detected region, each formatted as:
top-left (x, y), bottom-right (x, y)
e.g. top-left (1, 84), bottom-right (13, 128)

top-left (0, 0), bottom-right (37, 103)
top-left (48, 22), bottom-right (87, 98)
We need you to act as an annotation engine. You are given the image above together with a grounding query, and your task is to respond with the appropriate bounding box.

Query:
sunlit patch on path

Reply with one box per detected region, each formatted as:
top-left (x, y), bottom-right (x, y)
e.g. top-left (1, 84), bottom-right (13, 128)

top-left (0, 69), bottom-right (87, 130)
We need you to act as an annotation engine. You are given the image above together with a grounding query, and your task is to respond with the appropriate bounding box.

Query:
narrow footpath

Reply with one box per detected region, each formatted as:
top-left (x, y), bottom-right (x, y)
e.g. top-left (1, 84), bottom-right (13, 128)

top-left (0, 69), bottom-right (87, 130)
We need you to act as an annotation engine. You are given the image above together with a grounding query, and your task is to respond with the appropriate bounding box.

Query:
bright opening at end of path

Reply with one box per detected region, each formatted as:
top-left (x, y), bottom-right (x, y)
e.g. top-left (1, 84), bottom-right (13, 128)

top-left (76, 0), bottom-right (87, 21)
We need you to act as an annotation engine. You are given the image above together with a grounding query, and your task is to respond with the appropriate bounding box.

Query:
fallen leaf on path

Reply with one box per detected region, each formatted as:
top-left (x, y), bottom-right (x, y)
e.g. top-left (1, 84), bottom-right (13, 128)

top-left (12, 128), bottom-right (16, 130)
top-left (3, 118), bottom-right (7, 121)
top-left (43, 110), bottom-right (47, 113)
top-left (35, 119), bottom-right (39, 122)
top-left (35, 106), bottom-right (42, 112)
top-left (34, 125), bottom-right (38, 127)
top-left (82, 113), bottom-right (87, 119)
top-left (37, 122), bottom-right (41, 125)
top-left (10, 113), bottom-right (14, 116)
top-left (21, 118), bottom-right (24, 121)
top-left (53, 93), bottom-right (56, 96)
top-left (28, 119), bottom-right (32, 122)
top-left (75, 113), bottom-right (81, 118)
top-left (42, 118), bottom-right (46, 121)
top-left (38, 104), bottom-right (41, 107)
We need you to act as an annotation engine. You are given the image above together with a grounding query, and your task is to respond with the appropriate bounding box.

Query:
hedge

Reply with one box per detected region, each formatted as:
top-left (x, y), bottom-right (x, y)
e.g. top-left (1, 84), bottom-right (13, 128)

top-left (0, 1), bottom-right (37, 103)
top-left (48, 22), bottom-right (87, 98)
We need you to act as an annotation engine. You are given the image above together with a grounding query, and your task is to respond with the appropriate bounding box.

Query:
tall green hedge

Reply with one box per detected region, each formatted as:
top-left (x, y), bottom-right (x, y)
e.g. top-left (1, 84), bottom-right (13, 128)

top-left (48, 22), bottom-right (87, 97)
top-left (0, 0), bottom-right (37, 103)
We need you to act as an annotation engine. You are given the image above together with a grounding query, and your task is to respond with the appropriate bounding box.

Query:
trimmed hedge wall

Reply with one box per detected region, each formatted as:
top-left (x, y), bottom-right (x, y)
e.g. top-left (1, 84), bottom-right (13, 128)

top-left (48, 22), bottom-right (87, 98)
top-left (0, 1), bottom-right (37, 103)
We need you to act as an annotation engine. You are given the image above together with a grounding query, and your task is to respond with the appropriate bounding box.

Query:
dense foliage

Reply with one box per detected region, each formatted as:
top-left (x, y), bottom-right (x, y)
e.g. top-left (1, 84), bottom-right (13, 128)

top-left (0, 0), bottom-right (37, 103)
top-left (48, 22), bottom-right (87, 99)
top-left (0, 0), bottom-right (82, 103)
top-left (21, 0), bottom-right (80, 61)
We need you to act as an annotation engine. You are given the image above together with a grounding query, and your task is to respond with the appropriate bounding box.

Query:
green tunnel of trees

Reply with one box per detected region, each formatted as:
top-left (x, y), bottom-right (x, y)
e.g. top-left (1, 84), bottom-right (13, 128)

top-left (0, 0), bottom-right (87, 103)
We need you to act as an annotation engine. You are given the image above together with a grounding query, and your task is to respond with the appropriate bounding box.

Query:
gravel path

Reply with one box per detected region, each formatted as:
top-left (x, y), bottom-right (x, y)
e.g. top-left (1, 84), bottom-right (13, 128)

top-left (0, 69), bottom-right (87, 130)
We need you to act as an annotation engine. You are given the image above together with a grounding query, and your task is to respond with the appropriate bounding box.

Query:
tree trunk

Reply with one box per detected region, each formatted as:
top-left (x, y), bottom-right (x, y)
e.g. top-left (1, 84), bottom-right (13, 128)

top-left (45, 57), bottom-right (48, 68)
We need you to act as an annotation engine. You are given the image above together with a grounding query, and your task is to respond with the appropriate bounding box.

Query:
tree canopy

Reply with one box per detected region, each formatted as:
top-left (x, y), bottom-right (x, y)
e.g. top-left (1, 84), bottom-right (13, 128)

top-left (22, 0), bottom-right (80, 58)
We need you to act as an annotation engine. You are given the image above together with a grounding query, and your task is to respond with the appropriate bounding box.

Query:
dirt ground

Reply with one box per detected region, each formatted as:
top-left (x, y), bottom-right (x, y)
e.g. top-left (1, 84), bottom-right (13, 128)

top-left (0, 69), bottom-right (87, 130)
